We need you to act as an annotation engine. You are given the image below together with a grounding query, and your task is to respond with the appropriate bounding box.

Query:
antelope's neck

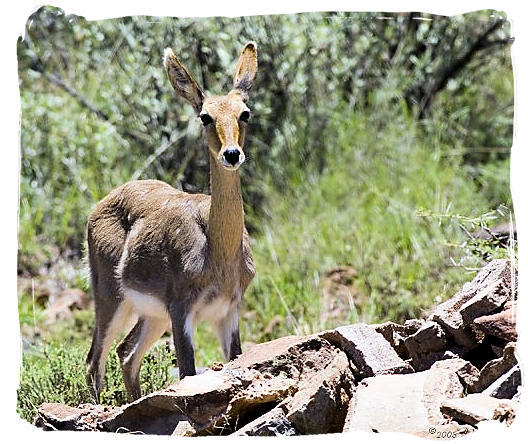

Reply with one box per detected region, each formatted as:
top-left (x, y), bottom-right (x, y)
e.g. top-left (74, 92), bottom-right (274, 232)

top-left (208, 153), bottom-right (244, 264)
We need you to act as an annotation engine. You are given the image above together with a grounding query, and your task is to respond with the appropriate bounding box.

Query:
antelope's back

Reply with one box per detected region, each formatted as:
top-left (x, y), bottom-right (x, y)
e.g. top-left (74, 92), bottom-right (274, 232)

top-left (87, 180), bottom-right (187, 265)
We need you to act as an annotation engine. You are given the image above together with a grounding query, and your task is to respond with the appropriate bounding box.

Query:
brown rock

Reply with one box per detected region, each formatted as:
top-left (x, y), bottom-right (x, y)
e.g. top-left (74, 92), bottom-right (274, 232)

top-left (344, 372), bottom-right (430, 434)
top-left (148, 334), bottom-right (354, 435)
top-left (170, 365), bottom-right (300, 436)
top-left (321, 323), bottom-right (413, 377)
top-left (403, 318), bottom-right (427, 331)
top-left (172, 420), bottom-right (197, 436)
top-left (373, 319), bottom-right (424, 358)
top-left (415, 349), bottom-right (471, 372)
top-left (430, 358), bottom-right (480, 388)
top-left (404, 321), bottom-right (449, 369)
top-left (226, 335), bottom-right (307, 373)
top-left (36, 403), bottom-right (87, 431)
top-left (483, 365), bottom-right (521, 399)
top-left (459, 284), bottom-right (515, 325)
top-left (220, 370), bottom-right (298, 429)
top-left (440, 393), bottom-right (518, 426)
top-left (403, 322), bottom-right (473, 372)
top-left (219, 336), bottom-right (354, 435)
top-left (283, 348), bottom-right (354, 434)
top-left (423, 360), bottom-right (466, 425)
top-left (469, 342), bottom-right (517, 393)
top-left (227, 339), bottom-right (355, 436)
top-left (232, 407), bottom-right (298, 436)
top-left (473, 300), bottom-right (517, 342)
top-left (429, 259), bottom-right (515, 347)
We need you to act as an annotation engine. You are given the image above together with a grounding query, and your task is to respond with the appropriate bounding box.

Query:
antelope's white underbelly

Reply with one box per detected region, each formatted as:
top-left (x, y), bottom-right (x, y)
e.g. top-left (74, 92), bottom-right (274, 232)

top-left (192, 289), bottom-right (235, 324)
top-left (123, 286), bottom-right (171, 322)
top-left (121, 285), bottom-right (238, 343)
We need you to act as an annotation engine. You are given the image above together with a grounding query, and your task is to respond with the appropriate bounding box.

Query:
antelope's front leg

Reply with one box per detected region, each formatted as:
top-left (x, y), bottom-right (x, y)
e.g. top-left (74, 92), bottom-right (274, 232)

top-left (217, 310), bottom-right (242, 361)
top-left (168, 302), bottom-right (196, 379)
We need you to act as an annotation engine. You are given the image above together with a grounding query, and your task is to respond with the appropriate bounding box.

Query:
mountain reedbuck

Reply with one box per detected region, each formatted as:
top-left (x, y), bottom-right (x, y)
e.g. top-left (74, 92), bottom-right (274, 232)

top-left (86, 42), bottom-right (258, 401)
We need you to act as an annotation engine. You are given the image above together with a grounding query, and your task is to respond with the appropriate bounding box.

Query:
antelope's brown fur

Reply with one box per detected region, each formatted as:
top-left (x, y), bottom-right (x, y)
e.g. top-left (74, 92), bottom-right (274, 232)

top-left (86, 42), bottom-right (258, 401)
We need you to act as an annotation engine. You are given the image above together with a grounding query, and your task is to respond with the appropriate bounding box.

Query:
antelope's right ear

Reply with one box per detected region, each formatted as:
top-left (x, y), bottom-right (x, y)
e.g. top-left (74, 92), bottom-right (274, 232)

top-left (164, 48), bottom-right (205, 113)
top-left (233, 42), bottom-right (258, 97)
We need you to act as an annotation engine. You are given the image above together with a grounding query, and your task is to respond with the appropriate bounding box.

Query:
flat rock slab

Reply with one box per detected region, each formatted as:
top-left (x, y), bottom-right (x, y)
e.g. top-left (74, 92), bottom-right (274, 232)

top-left (226, 335), bottom-right (307, 372)
top-left (321, 323), bottom-right (413, 377)
top-left (429, 259), bottom-right (514, 347)
top-left (343, 368), bottom-right (469, 437)
top-left (36, 403), bottom-right (119, 431)
top-left (102, 370), bottom-right (238, 434)
top-left (344, 372), bottom-right (430, 435)
top-left (440, 393), bottom-right (518, 426)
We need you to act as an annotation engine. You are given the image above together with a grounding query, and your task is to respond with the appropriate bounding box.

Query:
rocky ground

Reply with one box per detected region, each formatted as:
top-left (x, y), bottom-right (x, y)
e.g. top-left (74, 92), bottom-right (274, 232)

top-left (35, 259), bottom-right (521, 437)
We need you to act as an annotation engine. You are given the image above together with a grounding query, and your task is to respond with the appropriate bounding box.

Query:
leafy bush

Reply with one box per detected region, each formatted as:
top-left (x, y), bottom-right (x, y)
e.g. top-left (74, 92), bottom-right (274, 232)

top-left (17, 7), bottom-right (513, 266)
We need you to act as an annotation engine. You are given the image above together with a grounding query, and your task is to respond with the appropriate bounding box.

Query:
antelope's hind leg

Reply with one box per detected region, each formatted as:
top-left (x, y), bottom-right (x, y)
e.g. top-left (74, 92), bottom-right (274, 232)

top-left (116, 316), bottom-right (168, 401)
top-left (86, 298), bottom-right (134, 402)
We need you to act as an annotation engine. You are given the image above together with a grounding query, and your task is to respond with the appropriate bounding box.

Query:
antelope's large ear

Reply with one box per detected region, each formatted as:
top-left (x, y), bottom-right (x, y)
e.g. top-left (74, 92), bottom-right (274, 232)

top-left (164, 48), bottom-right (205, 113)
top-left (233, 42), bottom-right (258, 97)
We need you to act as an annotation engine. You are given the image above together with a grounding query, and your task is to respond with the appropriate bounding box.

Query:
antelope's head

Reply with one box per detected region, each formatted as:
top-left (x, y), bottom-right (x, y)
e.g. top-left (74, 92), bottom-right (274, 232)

top-left (164, 42), bottom-right (258, 171)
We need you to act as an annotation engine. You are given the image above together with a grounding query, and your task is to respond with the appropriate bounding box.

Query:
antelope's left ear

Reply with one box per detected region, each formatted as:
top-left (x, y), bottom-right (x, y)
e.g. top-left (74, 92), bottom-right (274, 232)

top-left (233, 42), bottom-right (258, 96)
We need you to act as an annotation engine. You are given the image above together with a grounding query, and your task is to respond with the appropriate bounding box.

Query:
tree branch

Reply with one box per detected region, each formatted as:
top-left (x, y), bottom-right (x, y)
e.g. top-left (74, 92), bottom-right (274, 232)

top-left (29, 55), bottom-right (146, 146)
top-left (419, 19), bottom-right (512, 117)
top-left (43, 71), bottom-right (110, 121)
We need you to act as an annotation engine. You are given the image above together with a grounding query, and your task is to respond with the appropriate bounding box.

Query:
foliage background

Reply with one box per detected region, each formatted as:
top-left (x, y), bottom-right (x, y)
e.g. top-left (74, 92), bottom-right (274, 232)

top-left (17, 6), bottom-right (514, 422)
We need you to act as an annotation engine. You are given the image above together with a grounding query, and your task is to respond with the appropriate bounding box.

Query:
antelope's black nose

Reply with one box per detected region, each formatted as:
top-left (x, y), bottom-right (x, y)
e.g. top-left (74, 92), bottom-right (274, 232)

top-left (224, 148), bottom-right (241, 166)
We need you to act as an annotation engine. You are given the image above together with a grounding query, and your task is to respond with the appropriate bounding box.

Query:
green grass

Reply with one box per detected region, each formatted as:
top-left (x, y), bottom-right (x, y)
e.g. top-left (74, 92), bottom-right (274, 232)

top-left (18, 338), bottom-right (177, 422)
top-left (17, 108), bottom-right (513, 424)
top-left (243, 109), bottom-right (510, 337)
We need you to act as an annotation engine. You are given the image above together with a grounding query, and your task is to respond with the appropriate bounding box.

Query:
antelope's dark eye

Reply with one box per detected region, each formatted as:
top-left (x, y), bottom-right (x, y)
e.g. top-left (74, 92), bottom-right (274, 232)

top-left (239, 110), bottom-right (250, 123)
top-left (199, 114), bottom-right (213, 126)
